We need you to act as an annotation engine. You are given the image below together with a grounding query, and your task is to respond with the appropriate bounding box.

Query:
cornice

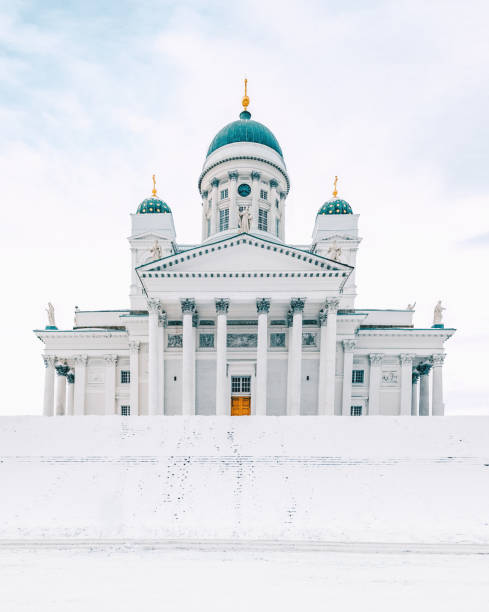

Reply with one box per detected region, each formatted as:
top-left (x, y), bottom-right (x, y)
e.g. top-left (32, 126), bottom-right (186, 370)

top-left (199, 155), bottom-right (290, 194)
top-left (358, 328), bottom-right (456, 340)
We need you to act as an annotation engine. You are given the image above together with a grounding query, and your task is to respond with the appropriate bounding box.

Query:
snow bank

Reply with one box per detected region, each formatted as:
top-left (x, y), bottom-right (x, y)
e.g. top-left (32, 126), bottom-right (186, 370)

top-left (1, 416), bottom-right (488, 543)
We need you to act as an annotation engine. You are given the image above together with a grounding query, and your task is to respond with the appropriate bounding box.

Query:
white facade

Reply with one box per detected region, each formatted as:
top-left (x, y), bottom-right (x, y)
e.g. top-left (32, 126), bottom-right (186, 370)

top-left (35, 100), bottom-right (454, 417)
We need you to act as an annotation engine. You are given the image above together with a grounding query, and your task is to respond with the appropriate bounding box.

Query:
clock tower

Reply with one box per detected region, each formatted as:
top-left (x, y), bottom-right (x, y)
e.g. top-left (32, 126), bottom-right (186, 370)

top-left (199, 81), bottom-right (289, 242)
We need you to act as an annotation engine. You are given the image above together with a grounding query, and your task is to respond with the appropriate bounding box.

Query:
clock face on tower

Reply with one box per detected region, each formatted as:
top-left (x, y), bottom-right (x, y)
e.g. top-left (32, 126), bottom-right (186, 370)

top-left (237, 183), bottom-right (251, 197)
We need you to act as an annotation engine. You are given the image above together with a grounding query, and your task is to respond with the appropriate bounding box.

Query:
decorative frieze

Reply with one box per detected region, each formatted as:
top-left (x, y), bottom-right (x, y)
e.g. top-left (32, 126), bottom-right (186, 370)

top-left (199, 333), bottom-right (214, 348)
top-left (227, 333), bottom-right (258, 348)
top-left (270, 333), bottom-right (286, 348)
top-left (302, 332), bottom-right (317, 347)
top-left (381, 371), bottom-right (399, 385)
top-left (215, 298), bottom-right (230, 314)
top-left (168, 335), bottom-right (183, 348)
top-left (256, 298), bottom-right (271, 314)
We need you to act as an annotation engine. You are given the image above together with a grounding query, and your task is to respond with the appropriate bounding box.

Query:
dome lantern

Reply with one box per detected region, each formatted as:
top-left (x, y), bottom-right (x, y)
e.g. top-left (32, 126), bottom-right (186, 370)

top-left (136, 174), bottom-right (172, 214)
top-left (317, 176), bottom-right (353, 215)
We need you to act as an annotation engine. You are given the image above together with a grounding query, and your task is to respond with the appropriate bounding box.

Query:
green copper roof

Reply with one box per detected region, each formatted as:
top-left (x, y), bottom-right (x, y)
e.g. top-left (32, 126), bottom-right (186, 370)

top-left (137, 197), bottom-right (172, 214)
top-left (207, 110), bottom-right (283, 158)
top-left (318, 198), bottom-right (353, 215)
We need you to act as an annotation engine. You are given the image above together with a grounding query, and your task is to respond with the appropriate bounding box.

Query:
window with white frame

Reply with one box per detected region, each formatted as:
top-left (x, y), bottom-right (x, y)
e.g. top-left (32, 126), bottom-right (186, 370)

top-left (220, 188), bottom-right (228, 200)
top-left (231, 376), bottom-right (251, 394)
top-left (219, 208), bottom-right (229, 231)
top-left (260, 189), bottom-right (268, 200)
top-left (258, 208), bottom-right (268, 231)
top-left (350, 406), bottom-right (362, 416)
top-left (121, 370), bottom-right (130, 384)
top-left (121, 405), bottom-right (131, 416)
top-left (352, 369), bottom-right (364, 384)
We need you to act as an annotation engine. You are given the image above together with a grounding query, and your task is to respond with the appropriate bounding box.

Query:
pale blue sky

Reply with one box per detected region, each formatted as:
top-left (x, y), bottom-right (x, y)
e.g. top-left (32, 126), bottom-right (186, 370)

top-left (1, 0), bottom-right (488, 413)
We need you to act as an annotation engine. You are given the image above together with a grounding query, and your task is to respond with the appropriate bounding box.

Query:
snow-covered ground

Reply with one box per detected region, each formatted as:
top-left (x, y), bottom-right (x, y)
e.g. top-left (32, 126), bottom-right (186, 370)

top-left (0, 545), bottom-right (488, 612)
top-left (1, 416), bottom-right (489, 543)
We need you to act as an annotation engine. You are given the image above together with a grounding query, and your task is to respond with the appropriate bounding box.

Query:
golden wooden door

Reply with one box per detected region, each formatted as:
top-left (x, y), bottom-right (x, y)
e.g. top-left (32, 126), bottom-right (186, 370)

top-left (231, 397), bottom-right (251, 416)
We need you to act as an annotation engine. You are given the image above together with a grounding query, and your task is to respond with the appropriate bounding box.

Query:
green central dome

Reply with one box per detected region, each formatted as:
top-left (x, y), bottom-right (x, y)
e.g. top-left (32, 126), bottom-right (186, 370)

top-left (207, 110), bottom-right (283, 158)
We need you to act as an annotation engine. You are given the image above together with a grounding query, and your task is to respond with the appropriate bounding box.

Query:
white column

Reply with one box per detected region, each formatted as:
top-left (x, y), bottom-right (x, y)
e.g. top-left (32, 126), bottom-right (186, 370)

top-left (250, 171), bottom-right (261, 232)
top-left (147, 298), bottom-right (160, 416)
top-left (399, 354), bottom-right (414, 416)
top-left (324, 299), bottom-right (339, 415)
top-left (215, 299), bottom-right (229, 415)
top-left (341, 340), bottom-right (356, 415)
top-left (210, 178), bottom-right (219, 234)
top-left (73, 355), bottom-right (87, 415)
top-left (286, 298), bottom-right (304, 415)
top-left (418, 363), bottom-right (431, 416)
top-left (104, 355), bottom-right (117, 415)
top-left (269, 179), bottom-right (278, 236)
top-left (66, 372), bottom-right (75, 416)
top-left (411, 371), bottom-right (419, 416)
top-left (129, 340), bottom-right (140, 416)
top-left (201, 190), bottom-right (209, 241)
top-left (431, 354), bottom-right (445, 416)
top-left (42, 356), bottom-right (56, 416)
top-left (317, 311), bottom-right (329, 414)
top-left (181, 299), bottom-right (196, 415)
top-left (55, 364), bottom-right (69, 416)
top-left (228, 171), bottom-right (239, 230)
top-left (256, 298), bottom-right (270, 416)
top-left (157, 312), bottom-right (167, 415)
top-left (279, 192), bottom-right (286, 240)
top-left (368, 353), bottom-right (384, 415)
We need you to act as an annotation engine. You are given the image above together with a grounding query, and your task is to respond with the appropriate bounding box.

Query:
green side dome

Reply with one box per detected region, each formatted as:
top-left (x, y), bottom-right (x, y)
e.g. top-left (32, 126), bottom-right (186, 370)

top-left (137, 197), bottom-right (171, 214)
top-left (207, 110), bottom-right (283, 158)
top-left (318, 198), bottom-right (353, 215)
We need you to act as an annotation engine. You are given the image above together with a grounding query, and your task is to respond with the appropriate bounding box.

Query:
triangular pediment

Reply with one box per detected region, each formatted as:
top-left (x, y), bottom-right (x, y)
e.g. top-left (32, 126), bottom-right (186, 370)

top-left (137, 234), bottom-right (352, 275)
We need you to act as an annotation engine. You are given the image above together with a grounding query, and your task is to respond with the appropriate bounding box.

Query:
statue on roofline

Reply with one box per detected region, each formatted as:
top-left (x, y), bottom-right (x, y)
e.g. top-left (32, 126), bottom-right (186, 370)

top-left (433, 300), bottom-right (445, 326)
top-left (239, 208), bottom-right (251, 233)
top-left (327, 241), bottom-right (342, 261)
top-left (150, 240), bottom-right (162, 260)
top-left (45, 302), bottom-right (56, 327)
top-left (407, 302), bottom-right (416, 311)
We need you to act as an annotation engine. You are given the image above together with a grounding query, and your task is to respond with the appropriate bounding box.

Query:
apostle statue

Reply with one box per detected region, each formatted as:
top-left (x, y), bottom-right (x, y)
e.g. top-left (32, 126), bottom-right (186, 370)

top-left (433, 300), bottom-right (445, 325)
top-left (46, 302), bottom-right (56, 327)
top-left (239, 208), bottom-right (251, 233)
top-left (327, 241), bottom-right (342, 261)
top-left (150, 240), bottom-right (162, 260)
top-left (407, 302), bottom-right (416, 311)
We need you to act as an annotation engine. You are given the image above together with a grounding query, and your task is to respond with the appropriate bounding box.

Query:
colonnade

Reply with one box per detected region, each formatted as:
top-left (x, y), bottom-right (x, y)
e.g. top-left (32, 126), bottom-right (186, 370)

top-left (42, 303), bottom-right (446, 417)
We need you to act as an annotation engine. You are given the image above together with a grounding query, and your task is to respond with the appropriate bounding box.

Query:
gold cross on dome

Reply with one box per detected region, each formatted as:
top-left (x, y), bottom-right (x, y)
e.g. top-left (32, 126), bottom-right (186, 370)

top-left (333, 175), bottom-right (338, 198)
top-left (152, 174), bottom-right (157, 197)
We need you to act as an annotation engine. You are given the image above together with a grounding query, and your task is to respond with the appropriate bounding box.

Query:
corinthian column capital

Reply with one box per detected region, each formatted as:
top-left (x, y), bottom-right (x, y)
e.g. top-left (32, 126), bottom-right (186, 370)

top-left (147, 298), bottom-right (161, 314)
top-left (104, 354), bottom-right (118, 366)
top-left (180, 298), bottom-right (196, 314)
top-left (399, 353), bottom-right (415, 366)
top-left (43, 355), bottom-right (57, 368)
top-left (369, 353), bottom-right (384, 366)
top-left (325, 298), bottom-right (340, 314)
top-left (215, 298), bottom-right (230, 314)
top-left (128, 340), bottom-right (141, 353)
top-left (256, 298), bottom-right (271, 314)
top-left (431, 354), bottom-right (446, 366)
top-left (290, 298), bottom-right (305, 313)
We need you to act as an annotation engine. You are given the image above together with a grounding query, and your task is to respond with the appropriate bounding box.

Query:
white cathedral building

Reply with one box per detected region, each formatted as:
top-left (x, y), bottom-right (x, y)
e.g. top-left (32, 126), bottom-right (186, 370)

top-left (36, 86), bottom-right (454, 418)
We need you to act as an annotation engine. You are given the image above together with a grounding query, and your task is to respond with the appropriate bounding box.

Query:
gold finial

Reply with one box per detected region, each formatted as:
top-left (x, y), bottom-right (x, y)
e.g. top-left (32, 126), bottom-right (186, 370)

top-left (152, 174), bottom-right (157, 197)
top-left (333, 175), bottom-right (339, 198)
top-left (242, 77), bottom-right (250, 111)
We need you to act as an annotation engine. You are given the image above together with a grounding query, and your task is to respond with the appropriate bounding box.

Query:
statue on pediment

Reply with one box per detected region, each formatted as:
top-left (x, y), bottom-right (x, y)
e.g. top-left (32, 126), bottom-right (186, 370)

top-left (239, 208), bottom-right (251, 233)
top-left (327, 241), bottom-right (342, 261)
top-left (150, 240), bottom-right (162, 260)
top-left (407, 302), bottom-right (416, 311)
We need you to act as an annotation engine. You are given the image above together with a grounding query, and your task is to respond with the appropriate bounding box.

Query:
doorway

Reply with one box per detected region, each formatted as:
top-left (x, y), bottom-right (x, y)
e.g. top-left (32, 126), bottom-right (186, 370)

top-left (231, 376), bottom-right (251, 416)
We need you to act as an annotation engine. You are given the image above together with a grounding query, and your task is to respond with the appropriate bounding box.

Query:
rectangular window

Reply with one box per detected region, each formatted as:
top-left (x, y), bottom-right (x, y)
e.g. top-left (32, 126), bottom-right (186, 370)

top-left (350, 406), bottom-right (362, 416)
top-left (207, 218), bottom-right (211, 235)
top-left (121, 370), bottom-right (130, 384)
top-left (260, 189), bottom-right (268, 200)
top-left (121, 405), bottom-right (131, 416)
top-left (276, 218), bottom-right (280, 236)
top-left (276, 199), bottom-right (279, 209)
top-left (219, 208), bottom-right (229, 231)
top-left (258, 208), bottom-right (268, 231)
top-left (352, 369), bottom-right (364, 384)
top-left (231, 376), bottom-right (251, 394)
top-left (220, 188), bottom-right (228, 200)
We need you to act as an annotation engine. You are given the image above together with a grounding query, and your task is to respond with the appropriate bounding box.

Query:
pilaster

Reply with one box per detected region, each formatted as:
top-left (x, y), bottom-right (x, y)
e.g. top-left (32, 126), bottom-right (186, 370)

top-left (210, 178), bottom-right (219, 235)
top-left (181, 298), bottom-right (196, 415)
top-left (42, 356), bottom-right (56, 417)
top-left (250, 171), bottom-right (261, 232)
top-left (418, 363), bottom-right (432, 416)
top-left (147, 298), bottom-right (160, 416)
top-left (66, 372), bottom-right (75, 416)
top-left (73, 355), bottom-right (87, 415)
top-left (158, 311), bottom-right (167, 415)
top-left (104, 354), bottom-right (117, 415)
top-left (341, 340), bottom-right (356, 415)
top-left (55, 364), bottom-right (69, 416)
top-left (286, 298), bottom-right (305, 415)
top-left (324, 299), bottom-right (340, 415)
top-left (129, 340), bottom-right (140, 416)
top-left (431, 354), bottom-right (446, 416)
top-left (228, 171), bottom-right (239, 230)
top-left (215, 298), bottom-right (230, 416)
top-left (399, 353), bottom-right (415, 416)
top-left (411, 371), bottom-right (420, 416)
